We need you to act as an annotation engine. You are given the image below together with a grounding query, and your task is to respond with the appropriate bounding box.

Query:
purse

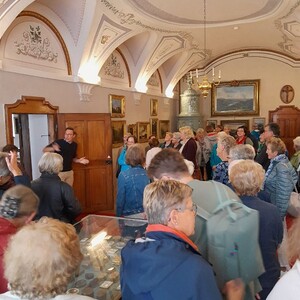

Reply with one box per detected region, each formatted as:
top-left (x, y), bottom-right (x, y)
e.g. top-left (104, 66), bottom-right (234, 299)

top-left (287, 176), bottom-right (300, 217)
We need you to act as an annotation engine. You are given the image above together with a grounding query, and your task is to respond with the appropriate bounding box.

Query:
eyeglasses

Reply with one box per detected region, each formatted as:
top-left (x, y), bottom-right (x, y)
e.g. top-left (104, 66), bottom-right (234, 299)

top-left (175, 203), bottom-right (197, 216)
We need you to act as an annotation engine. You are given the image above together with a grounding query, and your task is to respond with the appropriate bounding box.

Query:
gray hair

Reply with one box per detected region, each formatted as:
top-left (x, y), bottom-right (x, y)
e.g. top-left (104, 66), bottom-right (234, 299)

top-left (38, 153), bottom-right (63, 174)
top-left (172, 132), bottom-right (181, 140)
top-left (293, 136), bottom-right (300, 149)
top-left (143, 180), bottom-right (192, 225)
top-left (229, 144), bottom-right (256, 161)
top-left (0, 152), bottom-right (10, 177)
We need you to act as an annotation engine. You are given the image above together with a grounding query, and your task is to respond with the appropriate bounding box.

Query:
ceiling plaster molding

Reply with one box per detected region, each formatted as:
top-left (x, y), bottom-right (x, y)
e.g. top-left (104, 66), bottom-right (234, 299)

top-left (17, 11), bottom-right (72, 75)
top-left (77, 82), bottom-right (97, 102)
top-left (89, 15), bottom-right (130, 63)
top-left (100, 0), bottom-right (194, 44)
top-left (145, 36), bottom-right (185, 74)
top-left (210, 50), bottom-right (300, 69)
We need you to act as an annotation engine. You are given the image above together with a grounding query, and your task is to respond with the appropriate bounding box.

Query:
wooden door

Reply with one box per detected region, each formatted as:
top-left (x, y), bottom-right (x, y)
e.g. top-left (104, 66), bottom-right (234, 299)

top-left (57, 113), bottom-right (113, 212)
top-left (269, 105), bottom-right (300, 157)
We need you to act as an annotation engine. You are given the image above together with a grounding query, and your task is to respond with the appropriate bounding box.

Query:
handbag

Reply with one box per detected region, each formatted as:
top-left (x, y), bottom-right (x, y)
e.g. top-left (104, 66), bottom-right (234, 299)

top-left (287, 179), bottom-right (300, 218)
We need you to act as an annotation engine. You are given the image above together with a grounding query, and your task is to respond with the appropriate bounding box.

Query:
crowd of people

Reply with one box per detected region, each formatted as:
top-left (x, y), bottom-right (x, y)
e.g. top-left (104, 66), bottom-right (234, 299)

top-left (116, 122), bottom-right (300, 300)
top-left (0, 122), bottom-right (299, 299)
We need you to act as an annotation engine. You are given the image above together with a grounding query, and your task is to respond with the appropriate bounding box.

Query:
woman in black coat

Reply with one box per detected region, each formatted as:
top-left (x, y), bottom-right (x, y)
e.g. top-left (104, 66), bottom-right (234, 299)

top-left (31, 152), bottom-right (81, 223)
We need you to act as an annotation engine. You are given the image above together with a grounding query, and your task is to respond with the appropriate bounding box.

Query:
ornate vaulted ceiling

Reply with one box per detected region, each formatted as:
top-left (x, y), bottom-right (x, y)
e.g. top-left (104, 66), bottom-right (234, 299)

top-left (1, 0), bottom-right (300, 96)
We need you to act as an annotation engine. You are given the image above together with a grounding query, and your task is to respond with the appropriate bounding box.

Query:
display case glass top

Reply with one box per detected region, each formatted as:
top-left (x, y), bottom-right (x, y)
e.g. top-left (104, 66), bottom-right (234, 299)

top-left (68, 214), bottom-right (147, 300)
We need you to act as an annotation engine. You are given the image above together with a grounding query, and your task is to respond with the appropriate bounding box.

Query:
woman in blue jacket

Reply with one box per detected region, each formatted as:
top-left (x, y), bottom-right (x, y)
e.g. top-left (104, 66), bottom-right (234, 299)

top-left (116, 144), bottom-right (150, 217)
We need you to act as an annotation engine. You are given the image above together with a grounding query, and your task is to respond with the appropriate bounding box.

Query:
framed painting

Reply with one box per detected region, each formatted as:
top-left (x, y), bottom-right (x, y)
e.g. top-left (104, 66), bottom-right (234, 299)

top-left (137, 122), bottom-right (150, 143)
top-left (127, 123), bottom-right (137, 137)
top-left (220, 119), bottom-right (250, 130)
top-left (252, 117), bottom-right (265, 127)
top-left (159, 120), bottom-right (170, 139)
top-left (150, 118), bottom-right (158, 137)
top-left (206, 120), bottom-right (217, 128)
top-left (112, 120), bottom-right (126, 148)
top-left (109, 94), bottom-right (125, 118)
top-left (212, 80), bottom-right (260, 116)
top-left (150, 98), bottom-right (158, 116)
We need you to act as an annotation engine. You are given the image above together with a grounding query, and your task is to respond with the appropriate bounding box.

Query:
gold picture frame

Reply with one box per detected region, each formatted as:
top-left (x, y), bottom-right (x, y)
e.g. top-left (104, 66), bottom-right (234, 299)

top-left (220, 119), bottom-right (250, 130)
top-left (128, 123), bottom-right (137, 137)
top-left (212, 80), bottom-right (260, 116)
top-left (137, 122), bottom-right (150, 143)
top-left (159, 120), bottom-right (170, 139)
top-left (112, 120), bottom-right (126, 148)
top-left (109, 94), bottom-right (125, 118)
top-left (150, 98), bottom-right (158, 116)
top-left (150, 118), bottom-right (158, 137)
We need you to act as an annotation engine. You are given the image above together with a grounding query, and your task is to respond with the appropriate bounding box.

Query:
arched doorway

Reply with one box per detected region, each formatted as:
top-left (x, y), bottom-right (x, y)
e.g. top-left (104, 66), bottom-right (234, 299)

top-left (5, 96), bottom-right (58, 179)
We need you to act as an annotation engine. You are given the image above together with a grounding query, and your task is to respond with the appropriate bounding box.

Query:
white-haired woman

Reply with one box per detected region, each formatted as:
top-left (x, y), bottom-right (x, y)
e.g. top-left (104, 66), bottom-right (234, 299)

top-left (179, 126), bottom-right (197, 170)
top-left (1, 218), bottom-right (95, 300)
top-left (31, 152), bottom-right (81, 223)
top-left (290, 136), bottom-right (300, 172)
top-left (229, 160), bottom-right (283, 299)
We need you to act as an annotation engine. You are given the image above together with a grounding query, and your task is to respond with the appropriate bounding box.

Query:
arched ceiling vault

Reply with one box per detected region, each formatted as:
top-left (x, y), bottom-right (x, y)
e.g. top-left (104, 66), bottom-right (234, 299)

top-left (1, 0), bottom-right (300, 96)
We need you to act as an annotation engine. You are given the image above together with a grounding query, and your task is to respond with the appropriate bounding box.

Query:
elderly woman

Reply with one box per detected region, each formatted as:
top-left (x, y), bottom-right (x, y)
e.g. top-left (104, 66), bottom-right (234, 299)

top-left (179, 126), bottom-right (197, 169)
top-left (116, 144), bottom-right (150, 217)
top-left (121, 180), bottom-right (244, 300)
top-left (160, 132), bottom-right (173, 148)
top-left (236, 126), bottom-right (254, 146)
top-left (267, 216), bottom-right (300, 299)
top-left (1, 218), bottom-right (95, 300)
top-left (195, 128), bottom-right (206, 180)
top-left (31, 152), bottom-right (81, 223)
top-left (290, 136), bottom-right (300, 171)
top-left (171, 132), bottom-right (182, 150)
top-left (121, 180), bottom-right (222, 299)
top-left (145, 138), bottom-right (161, 169)
top-left (263, 137), bottom-right (298, 219)
top-left (263, 137), bottom-right (298, 273)
top-left (213, 135), bottom-right (236, 184)
top-left (210, 131), bottom-right (227, 177)
top-left (229, 160), bottom-right (283, 300)
top-left (0, 185), bottom-right (39, 293)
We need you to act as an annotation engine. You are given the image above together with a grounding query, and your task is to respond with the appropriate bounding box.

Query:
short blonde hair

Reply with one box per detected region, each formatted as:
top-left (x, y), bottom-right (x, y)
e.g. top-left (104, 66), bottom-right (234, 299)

top-left (293, 136), bottom-right (300, 150)
top-left (266, 137), bottom-right (286, 154)
top-left (165, 132), bottom-right (173, 139)
top-left (38, 152), bottom-right (63, 174)
top-left (4, 218), bottom-right (83, 299)
top-left (179, 126), bottom-right (194, 139)
top-left (172, 132), bottom-right (181, 140)
top-left (229, 160), bottom-right (265, 196)
top-left (143, 180), bottom-right (192, 225)
top-left (218, 135), bottom-right (236, 155)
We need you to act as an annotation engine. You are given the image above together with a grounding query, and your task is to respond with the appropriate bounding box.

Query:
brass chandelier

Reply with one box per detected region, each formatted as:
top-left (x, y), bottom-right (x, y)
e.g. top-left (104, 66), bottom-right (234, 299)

top-left (193, 0), bottom-right (221, 98)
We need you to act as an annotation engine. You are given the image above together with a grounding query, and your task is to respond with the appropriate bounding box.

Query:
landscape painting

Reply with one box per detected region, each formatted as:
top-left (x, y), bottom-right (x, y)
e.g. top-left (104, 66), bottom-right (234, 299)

top-left (211, 80), bottom-right (260, 116)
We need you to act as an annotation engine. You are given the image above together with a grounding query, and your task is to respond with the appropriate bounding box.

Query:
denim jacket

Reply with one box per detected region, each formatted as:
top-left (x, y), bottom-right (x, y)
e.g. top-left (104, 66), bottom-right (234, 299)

top-left (116, 166), bottom-right (150, 217)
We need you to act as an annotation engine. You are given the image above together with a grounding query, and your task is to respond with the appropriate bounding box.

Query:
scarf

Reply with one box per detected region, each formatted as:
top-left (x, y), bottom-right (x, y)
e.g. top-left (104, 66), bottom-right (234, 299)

top-left (146, 224), bottom-right (199, 252)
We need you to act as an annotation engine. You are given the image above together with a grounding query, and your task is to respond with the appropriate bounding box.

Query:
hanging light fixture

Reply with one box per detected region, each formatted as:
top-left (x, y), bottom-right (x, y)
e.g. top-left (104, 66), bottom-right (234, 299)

top-left (192, 0), bottom-right (221, 98)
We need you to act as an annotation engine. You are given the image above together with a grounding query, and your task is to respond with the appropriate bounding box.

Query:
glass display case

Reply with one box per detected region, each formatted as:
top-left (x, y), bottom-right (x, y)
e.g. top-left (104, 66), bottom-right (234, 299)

top-left (68, 214), bottom-right (147, 300)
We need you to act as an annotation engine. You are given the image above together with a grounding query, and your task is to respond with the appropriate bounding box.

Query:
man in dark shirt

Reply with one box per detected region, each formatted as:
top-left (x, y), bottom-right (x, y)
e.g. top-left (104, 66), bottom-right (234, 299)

top-left (255, 122), bottom-right (280, 171)
top-left (43, 127), bottom-right (89, 186)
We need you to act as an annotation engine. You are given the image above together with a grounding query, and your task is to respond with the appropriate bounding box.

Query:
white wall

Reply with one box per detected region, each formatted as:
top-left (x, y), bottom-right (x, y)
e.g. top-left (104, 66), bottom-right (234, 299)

top-left (28, 114), bottom-right (48, 180)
